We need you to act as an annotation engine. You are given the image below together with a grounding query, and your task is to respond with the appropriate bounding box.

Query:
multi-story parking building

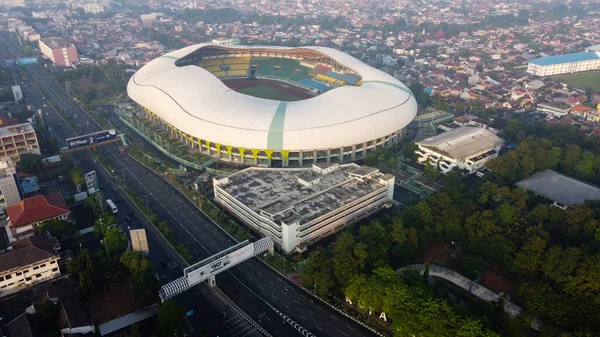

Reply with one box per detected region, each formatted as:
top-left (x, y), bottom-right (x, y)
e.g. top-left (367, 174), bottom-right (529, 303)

top-left (214, 163), bottom-right (395, 253)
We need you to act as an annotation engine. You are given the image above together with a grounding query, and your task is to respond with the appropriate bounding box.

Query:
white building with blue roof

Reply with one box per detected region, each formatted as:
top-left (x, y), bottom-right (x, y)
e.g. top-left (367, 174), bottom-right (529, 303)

top-left (527, 51), bottom-right (600, 76)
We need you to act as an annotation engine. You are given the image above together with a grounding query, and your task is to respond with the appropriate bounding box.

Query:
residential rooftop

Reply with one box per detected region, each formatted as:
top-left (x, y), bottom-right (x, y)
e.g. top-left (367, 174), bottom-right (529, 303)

top-left (216, 163), bottom-right (390, 225)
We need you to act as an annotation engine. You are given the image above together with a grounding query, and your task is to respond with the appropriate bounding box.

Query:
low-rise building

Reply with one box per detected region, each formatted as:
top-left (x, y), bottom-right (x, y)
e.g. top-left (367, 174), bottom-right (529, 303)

top-left (537, 101), bottom-right (572, 117)
top-left (0, 122), bottom-right (40, 163)
top-left (415, 127), bottom-right (503, 174)
top-left (5, 193), bottom-right (70, 242)
top-left (0, 232), bottom-right (61, 298)
top-left (526, 52), bottom-right (600, 76)
top-left (516, 169), bottom-right (600, 209)
top-left (38, 37), bottom-right (80, 68)
top-left (214, 163), bottom-right (395, 253)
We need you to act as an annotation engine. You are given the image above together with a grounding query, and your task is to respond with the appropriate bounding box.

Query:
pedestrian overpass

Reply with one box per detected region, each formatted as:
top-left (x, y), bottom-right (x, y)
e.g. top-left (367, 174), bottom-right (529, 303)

top-left (159, 237), bottom-right (274, 301)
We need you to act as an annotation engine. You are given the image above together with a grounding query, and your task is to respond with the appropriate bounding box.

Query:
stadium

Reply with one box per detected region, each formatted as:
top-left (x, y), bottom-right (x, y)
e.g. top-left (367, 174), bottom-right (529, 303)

top-left (127, 44), bottom-right (417, 167)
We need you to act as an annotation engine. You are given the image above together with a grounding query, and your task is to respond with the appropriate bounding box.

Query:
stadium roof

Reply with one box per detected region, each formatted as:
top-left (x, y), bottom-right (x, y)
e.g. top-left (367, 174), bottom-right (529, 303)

top-left (416, 127), bottom-right (503, 160)
top-left (127, 44), bottom-right (417, 151)
top-left (529, 52), bottom-right (600, 66)
top-left (516, 169), bottom-right (600, 206)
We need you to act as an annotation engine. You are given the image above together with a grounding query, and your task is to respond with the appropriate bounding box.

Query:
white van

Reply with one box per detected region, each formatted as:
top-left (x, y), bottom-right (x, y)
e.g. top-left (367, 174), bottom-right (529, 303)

top-left (106, 199), bottom-right (118, 213)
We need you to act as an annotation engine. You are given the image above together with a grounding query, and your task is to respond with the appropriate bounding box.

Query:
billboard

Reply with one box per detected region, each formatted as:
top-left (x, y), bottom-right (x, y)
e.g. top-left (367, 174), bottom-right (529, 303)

top-left (17, 57), bottom-right (38, 65)
top-left (85, 170), bottom-right (100, 194)
top-left (185, 242), bottom-right (254, 285)
top-left (66, 129), bottom-right (117, 150)
top-left (11, 85), bottom-right (22, 102)
top-left (74, 191), bottom-right (88, 202)
top-left (130, 229), bottom-right (149, 254)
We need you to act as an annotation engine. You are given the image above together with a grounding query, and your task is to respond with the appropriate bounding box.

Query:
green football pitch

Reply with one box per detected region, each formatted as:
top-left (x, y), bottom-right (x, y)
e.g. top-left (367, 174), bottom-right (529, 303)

top-left (553, 71), bottom-right (600, 93)
top-left (236, 84), bottom-right (303, 102)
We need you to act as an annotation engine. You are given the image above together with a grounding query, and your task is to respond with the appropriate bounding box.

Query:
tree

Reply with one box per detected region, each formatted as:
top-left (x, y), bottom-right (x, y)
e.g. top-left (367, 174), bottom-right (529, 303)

top-left (403, 142), bottom-right (419, 161)
top-left (129, 270), bottom-right (159, 303)
top-left (331, 232), bottom-right (367, 287)
top-left (36, 219), bottom-right (76, 238)
top-left (19, 153), bottom-right (42, 172)
top-left (120, 250), bottom-right (152, 275)
top-left (104, 227), bottom-right (127, 258)
top-left (70, 168), bottom-right (85, 186)
top-left (300, 246), bottom-right (335, 296)
top-left (158, 300), bottom-right (186, 337)
top-left (35, 298), bottom-right (59, 334)
top-left (514, 235), bottom-right (547, 276)
top-left (94, 212), bottom-right (118, 235)
top-left (67, 249), bottom-right (97, 295)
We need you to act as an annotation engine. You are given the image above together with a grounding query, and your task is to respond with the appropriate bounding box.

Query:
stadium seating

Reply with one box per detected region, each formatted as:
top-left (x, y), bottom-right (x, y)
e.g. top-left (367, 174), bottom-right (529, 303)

top-left (223, 57), bottom-right (251, 65)
top-left (227, 70), bottom-right (248, 77)
top-left (199, 59), bottom-right (224, 67)
top-left (211, 71), bottom-right (228, 78)
top-left (315, 73), bottom-right (337, 84)
top-left (203, 65), bottom-right (223, 72)
top-left (325, 71), bottom-right (361, 85)
top-left (301, 78), bottom-right (329, 92)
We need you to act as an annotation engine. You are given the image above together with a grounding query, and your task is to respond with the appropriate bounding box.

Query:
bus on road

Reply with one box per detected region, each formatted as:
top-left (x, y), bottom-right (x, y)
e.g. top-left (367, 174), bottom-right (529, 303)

top-left (106, 199), bottom-right (118, 214)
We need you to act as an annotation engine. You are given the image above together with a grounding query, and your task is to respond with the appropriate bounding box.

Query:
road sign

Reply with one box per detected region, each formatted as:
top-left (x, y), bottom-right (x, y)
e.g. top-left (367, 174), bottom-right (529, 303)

top-left (66, 129), bottom-right (117, 150)
top-left (85, 170), bottom-right (99, 194)
top-left (130, 229), bottom-right (149, 254)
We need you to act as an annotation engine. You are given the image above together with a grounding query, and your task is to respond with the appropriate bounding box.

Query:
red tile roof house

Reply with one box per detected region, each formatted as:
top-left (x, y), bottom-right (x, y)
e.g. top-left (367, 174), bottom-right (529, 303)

top-left (5, 193), bottom-right (70, 242)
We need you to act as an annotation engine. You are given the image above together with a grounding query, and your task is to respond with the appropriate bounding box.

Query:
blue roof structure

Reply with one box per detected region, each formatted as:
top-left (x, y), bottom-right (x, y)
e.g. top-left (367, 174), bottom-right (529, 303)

top-left (301, 78), bottom-right (329, 91)
top-left (529, 52), bottom-right (600, 66)
top-left (21, 179), bottom-right (39, 194)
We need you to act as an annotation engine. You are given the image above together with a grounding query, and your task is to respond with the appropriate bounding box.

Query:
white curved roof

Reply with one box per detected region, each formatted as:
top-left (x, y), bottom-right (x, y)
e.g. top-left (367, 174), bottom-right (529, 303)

top-left (127, 44), bottom-right (417, 151)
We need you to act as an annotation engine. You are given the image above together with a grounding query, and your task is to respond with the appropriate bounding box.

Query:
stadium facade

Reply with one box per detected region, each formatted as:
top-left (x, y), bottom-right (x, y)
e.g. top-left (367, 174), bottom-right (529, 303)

top-left (127, 44), bottom-right (417, 167)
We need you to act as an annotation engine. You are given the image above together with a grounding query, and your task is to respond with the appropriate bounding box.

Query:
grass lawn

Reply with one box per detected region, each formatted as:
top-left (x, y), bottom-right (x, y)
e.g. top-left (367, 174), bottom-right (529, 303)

top-left (237, 84), bottom-right (302, 101)
top-left (553, 71), bottom-right (600, 93)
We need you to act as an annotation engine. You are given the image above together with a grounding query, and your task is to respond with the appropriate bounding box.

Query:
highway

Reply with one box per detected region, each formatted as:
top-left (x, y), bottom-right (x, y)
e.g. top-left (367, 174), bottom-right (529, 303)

top-left (0, 32), bottom-right (377, 337)
top-left (1, 33), bottom-right (267, 337)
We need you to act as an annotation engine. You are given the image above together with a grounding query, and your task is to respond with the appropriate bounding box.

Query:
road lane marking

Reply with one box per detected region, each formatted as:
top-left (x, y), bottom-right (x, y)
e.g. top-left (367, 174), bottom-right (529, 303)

top-left (284, 304), bottom-right (290, 309)
top-left (248, 276), bottom-right (253, 281)
top-left (299, 315), bottom-right (306, 320)
top-left (340, 331), bottom-right (348, 336)
top-left (308, 309), bottom-right (313, 315)
top-left (271, 295), bottom-right (277, 300)
top-left (330, 314), bottom-right (338, 320)
top-left (315, 326), bottom-right (323, 331)
top-left (259, 285), bottom-right (264, 290)
top-left (269, 281), bottom-right (274, 285)
top-left (257, 271), bottom-right (263, 276)
top-left (293, 300), bottom-right (300, 305)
